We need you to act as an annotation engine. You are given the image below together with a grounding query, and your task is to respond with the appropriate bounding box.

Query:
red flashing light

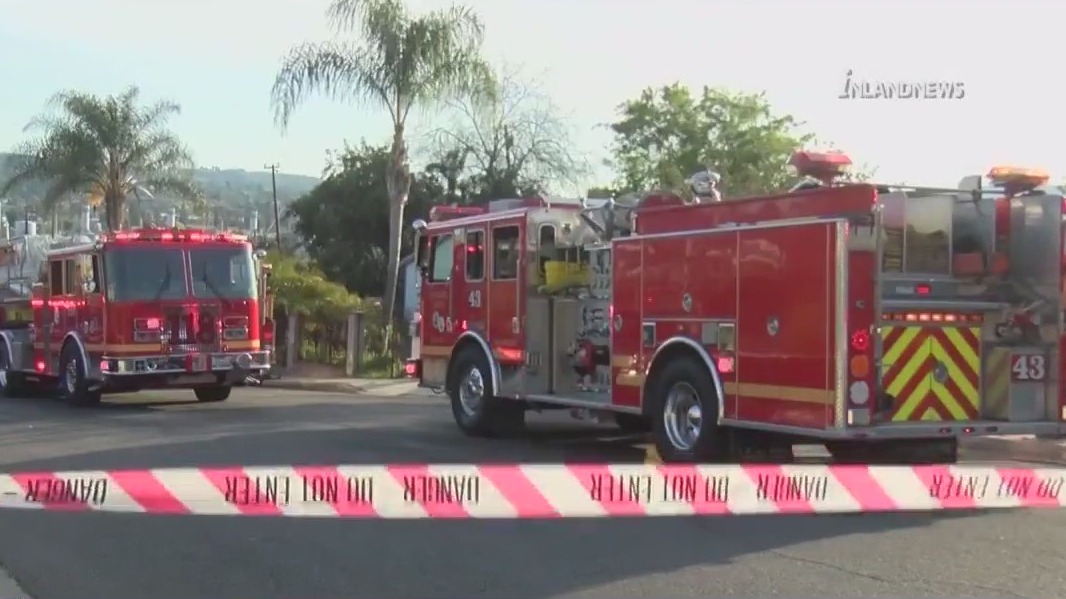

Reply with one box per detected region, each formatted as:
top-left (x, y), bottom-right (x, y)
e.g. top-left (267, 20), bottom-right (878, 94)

top-left (428, 205), bottom-right (487, 223)
top-left (34, 360), bottom-right (45, 372)
top-left (850, 329), bottom-right (870, 352)
top-left (787, 150), bottom-right (853, 185)
top-left (915, 284), bottom-right (932, 296)
top-left (108, 229), bottom-right (247, 244)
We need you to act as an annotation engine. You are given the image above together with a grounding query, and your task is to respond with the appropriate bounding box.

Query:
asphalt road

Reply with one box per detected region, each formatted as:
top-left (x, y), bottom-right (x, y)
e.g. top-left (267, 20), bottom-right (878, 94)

top-left (0, 387), bottom-right (1064, 599)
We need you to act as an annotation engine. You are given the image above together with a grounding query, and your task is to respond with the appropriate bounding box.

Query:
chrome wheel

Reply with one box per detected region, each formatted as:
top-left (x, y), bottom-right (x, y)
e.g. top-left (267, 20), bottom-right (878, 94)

top-left (663, 381), bottom-right (703, 451)
top-left (458, 366), bottom-right (485, 416)
top-left (63, 358), bottom-right (78, 395)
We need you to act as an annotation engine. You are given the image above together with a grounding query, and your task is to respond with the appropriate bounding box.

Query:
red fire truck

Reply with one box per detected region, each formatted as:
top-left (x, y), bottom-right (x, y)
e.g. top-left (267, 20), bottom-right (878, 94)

top-left (405, 152), bottom-right (1064, 464)
top-left (0, 227), bottom-right (274, 406)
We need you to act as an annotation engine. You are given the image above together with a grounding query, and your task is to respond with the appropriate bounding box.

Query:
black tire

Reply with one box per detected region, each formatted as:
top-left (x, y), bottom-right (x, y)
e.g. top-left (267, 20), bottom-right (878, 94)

top-left (194, 385), bottom-right (232, 403)
top-left (614, 413), bottom-right (652, 434)
top-left (650, 356), bottom-right (729, 463)
top-left (59, 344), bottom-right (101, 407)
top-left (0, 342), bottom-right (23, 398)
top-left (448, 346), bottom-right (524, 438)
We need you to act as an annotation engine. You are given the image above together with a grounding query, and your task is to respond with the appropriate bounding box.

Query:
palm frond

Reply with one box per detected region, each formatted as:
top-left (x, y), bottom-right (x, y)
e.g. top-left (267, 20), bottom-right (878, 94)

top-left (270, 41), bottom-right (392, 129)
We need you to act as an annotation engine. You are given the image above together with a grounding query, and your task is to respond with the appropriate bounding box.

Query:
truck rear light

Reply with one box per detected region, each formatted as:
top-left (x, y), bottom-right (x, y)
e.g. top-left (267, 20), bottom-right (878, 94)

top-left (849, 329), bottom-right (870, 352)
top-left (404, 359), bottom-right (420, 378)
top-left (848, 381), bottom-right (870, 405)
top-left (849, 355), bottom-right (869, 378)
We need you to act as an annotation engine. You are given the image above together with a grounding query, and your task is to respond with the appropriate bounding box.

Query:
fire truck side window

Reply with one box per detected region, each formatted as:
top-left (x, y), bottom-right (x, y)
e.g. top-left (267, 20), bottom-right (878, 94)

top-left (429, 234), bottom-right (453, 283)
top-left (49, 260), bottom-right (64, 296)
top-left (492, 226), bottom-right (520, 280)
top-left (465, 230), bottom-right (484, 281)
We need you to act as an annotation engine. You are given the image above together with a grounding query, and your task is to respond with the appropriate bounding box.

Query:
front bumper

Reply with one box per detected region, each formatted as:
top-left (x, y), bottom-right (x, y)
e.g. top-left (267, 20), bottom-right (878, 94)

top-left (101, 351), bottom-right (272, 376)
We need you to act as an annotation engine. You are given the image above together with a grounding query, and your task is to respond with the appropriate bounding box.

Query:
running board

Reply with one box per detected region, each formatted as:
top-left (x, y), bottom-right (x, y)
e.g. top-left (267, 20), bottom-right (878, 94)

top-left (522, 393), bottom-right (642, 414)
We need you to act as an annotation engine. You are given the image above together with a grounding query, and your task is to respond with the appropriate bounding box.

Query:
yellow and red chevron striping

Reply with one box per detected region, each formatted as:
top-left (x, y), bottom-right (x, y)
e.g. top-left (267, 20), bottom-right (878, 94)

top-left (880, 325), bottom-right (982, 422)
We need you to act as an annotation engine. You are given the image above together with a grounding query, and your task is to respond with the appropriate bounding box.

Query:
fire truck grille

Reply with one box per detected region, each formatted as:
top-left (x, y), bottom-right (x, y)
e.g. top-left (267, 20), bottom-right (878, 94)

top-left (160, 306), bottom-right (222, 353)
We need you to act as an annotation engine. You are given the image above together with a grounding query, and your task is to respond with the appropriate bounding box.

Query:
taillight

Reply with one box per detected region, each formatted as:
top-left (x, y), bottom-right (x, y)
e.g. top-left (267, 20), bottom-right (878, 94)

top-left (850, 329), bottom-right (870, 352)
top-left (223, 316), bottom-right (249, 340)
top-left (404, 359), bottom-right (420, 378)
top-left (848, 327), bottom-right (872, 407)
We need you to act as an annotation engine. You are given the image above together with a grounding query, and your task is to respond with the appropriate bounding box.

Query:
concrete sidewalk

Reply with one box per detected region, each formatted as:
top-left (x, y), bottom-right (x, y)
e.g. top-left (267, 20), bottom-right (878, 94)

top-left (259, 377), bottom-right (417, 396)
top-left (964, 434), bottom-right (1066, 463)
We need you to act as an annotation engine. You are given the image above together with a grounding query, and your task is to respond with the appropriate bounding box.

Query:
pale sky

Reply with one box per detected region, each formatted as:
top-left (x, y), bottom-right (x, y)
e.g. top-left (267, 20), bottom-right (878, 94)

top-left (1, 0), bottom-right (1061, 192)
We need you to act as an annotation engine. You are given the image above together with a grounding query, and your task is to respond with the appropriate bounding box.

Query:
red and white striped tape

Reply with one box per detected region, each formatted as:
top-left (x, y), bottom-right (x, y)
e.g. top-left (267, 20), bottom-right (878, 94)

top-left (0, 464), bottom-right (1063, 519)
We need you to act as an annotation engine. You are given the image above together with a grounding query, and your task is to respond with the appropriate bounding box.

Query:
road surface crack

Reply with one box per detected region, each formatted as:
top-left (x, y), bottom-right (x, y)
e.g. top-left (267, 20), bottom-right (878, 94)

top-left (769, 550), bottom-right (1030, 598)
top-left (768, 550), bottom-right (894, 586)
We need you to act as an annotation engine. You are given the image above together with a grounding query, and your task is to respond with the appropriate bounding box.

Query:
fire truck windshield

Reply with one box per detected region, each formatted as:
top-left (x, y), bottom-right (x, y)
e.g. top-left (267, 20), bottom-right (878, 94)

top-left (104, 246), bottom-right (187, 302)
top-left (189, 246), bottom-right (257, 300)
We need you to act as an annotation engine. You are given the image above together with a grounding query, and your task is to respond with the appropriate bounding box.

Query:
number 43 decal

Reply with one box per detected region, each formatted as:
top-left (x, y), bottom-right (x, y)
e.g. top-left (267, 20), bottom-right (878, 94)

top-left (468, 290), bottom-right (482, 308)
top-left (1010, 354), bottom-right (1046, 382)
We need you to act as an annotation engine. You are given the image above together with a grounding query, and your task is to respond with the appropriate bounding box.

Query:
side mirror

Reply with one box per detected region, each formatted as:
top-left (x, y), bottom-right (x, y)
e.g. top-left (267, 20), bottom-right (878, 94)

top-left (83, 280), bottom-right (97, 294)
top-left (254, 249), bottom-right (268, 260)
top-left (411, 219), bottom-right (428, 233)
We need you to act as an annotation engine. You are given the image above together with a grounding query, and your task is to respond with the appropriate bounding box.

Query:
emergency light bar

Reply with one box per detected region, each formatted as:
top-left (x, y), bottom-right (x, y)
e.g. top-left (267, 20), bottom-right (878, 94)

top-left (428, 204), bottom-right (487, 222)
top-left (986, 165), bottom-right (1050, 196)
top-left (106, 229), bottom-right (248, 243)
top-left (787, 150), bottom-right (853, 185)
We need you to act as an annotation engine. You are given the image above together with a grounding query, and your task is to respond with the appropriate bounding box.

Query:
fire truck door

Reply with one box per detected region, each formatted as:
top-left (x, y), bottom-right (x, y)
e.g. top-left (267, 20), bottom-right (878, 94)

top-left (47, 257), bottom-right (77, 371)
top-left (459, 227), bottom-right (487, 334)
top-left (420, 230), bottom-right (458, 382)
top-left (79, 255), bottom-right (105, 350)
top-left (487, 223), bottom-right (524, 368)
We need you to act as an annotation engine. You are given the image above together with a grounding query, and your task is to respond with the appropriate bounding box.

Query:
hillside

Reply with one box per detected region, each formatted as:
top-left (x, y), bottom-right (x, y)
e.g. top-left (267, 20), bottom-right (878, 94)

top-left (0, 153), bottom-right (321, 217)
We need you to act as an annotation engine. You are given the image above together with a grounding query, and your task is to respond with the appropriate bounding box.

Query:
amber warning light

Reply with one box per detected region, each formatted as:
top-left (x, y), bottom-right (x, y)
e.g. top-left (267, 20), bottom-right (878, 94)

top-left (987, 166), bottom-right (1049, 196)
top-left (787, 150), bottom-right (853, 186)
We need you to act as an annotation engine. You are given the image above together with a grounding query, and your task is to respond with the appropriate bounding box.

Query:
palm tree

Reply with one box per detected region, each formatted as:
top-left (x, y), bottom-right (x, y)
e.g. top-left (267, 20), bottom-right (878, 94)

top-left (1, 87), bottom-right (202, 232)
top-left (271, 0), bottom-right (495, 351)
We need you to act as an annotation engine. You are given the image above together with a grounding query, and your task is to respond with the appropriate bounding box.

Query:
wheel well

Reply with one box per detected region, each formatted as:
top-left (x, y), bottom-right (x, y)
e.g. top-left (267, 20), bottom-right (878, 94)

top-left (642, 342), bottom-right (721, 418)
top-left (447, 338), bottom-right (486, 391)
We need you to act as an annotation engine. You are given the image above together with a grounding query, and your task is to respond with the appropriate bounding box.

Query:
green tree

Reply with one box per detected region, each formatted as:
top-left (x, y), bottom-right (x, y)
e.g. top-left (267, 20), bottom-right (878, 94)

top-left (287, 141), bottom-right (443, 298)
top-left (270, 0), bottom-right (495, 350)
top-left (267, 250), bottom-right (361, 320)
top-left (1, 87), bottom-right (202, 230)
top-left (609, 83), bottom-right (814, 198)
top-left (428, 69), bottom-right (589, 203)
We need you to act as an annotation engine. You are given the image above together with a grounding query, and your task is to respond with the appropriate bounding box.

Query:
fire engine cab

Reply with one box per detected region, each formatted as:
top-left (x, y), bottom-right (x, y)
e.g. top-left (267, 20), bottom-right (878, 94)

top-left (406, 153), bottom-right (1065, 464)
top-left (0, 227), bottom-right (273, 406)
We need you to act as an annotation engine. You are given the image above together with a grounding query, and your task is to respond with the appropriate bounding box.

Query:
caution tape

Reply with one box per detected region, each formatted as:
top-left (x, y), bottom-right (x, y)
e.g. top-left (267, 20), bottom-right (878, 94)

top-left (0, 464), bottom-right (1063, 519)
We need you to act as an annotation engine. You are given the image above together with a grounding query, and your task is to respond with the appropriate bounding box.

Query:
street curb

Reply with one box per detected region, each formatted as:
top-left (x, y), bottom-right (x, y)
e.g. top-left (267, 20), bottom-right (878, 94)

top-left (0, 566), bottom-right (31, 599)
top-left (963, 436), bottom-right (1066, 464)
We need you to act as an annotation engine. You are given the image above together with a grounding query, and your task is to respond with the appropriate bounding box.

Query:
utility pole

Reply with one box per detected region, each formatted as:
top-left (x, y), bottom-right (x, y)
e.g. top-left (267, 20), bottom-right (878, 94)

top-left (264, 163), bottom-right (282, 251)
